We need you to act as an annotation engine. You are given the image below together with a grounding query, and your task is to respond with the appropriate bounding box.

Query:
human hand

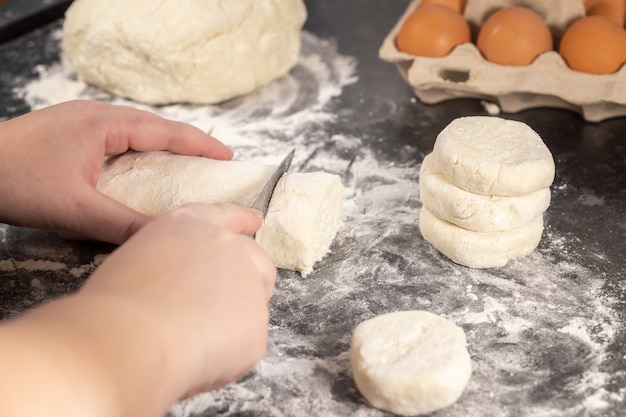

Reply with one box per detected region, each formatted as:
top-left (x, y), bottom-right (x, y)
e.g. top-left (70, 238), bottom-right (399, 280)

top-left (82, 203), bottom-right (277, 404)
top-left (0, 100), bottom-right (233, 244)
top-left (0, 203), bottom-right (276, 417)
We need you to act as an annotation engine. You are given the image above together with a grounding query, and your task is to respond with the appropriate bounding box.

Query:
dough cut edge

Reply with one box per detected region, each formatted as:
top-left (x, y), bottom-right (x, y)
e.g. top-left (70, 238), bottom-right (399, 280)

top-left (419, 207), bottom-right (544, 268)
top-left (351, 356), bottom-right (471, 416)
top-left (93, 151), bottom-right (344, 277)
top-left (256, 172), bottom-right (344, 277)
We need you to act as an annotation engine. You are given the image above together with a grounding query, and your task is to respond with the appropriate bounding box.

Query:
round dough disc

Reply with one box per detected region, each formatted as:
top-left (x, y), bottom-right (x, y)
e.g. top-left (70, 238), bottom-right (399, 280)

top-left (62, 0), bottom-right (307, 105)
top-left (419, 153), bottom-right (551, 232)
top-left (432, 116), bottom-right (555, 196)
top-left (350, 310), bottom-right (472, 416)
top-left (419, 207), bottom-right (544, 268)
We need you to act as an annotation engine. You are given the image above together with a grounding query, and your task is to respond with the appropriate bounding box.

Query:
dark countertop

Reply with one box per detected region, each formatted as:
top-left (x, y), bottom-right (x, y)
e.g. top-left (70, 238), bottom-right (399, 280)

top-left (1, 1), bottom-right (626, 416)
top-left (0, 0), bottom-right (71, 42)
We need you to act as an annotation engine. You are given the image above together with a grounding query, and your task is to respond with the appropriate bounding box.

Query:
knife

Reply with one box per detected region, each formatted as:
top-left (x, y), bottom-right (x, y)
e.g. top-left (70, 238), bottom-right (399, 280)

top-left (251, 149), bottom-right (295, 218)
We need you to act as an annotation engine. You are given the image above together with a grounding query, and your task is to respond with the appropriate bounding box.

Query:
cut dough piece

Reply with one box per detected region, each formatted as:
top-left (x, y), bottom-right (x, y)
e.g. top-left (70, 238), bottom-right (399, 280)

top-left (96, 151), bottom-right (343, 276)
top-left (350, 310), bottom-right (472, 416)
top-left (62, 0), bottom-right (307, 105)
top-left (419, 207), bottom-right (544, 268)
top-left (432, 116), bottom-right (555, 196)
top-left (254, 171), bottom-right (344, 277)
top-left (419, 154), bottom-right (551, 232)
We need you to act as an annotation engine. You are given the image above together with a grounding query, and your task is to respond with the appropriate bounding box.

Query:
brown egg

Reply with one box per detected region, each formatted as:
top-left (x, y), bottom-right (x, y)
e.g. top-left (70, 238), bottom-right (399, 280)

top-left (559, 15), bottom-right (626, 74)
top-left (419, 0), bottom-right (467, 14)
top-left (396, 4), bottom-right (471, 57)
top-left (477, 6), bottom-right (553, 66)
top-left (585, 0), bottom-right (625, 27)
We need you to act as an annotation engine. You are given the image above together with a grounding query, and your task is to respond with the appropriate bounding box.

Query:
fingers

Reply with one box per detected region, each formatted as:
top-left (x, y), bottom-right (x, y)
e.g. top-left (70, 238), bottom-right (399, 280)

top-left (172, 203), bottom-right (264, 236)
top-left (76, 191), bottom-right (153, 244)
top-left (242, 238), bottom-right (278, 300)
top-left (168, 203), bottom-right (277, 299)
top-left (100, 103), bottom-right (234, 160)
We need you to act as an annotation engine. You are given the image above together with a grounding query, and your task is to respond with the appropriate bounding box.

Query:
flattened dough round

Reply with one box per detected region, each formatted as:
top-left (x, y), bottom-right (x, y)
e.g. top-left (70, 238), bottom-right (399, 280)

top-left (62, 0), bottom-right (307, 104)
top-left (419, 207), bottom-right (544, 268)
top-left (350, 310), bottom-right (472, 416)
top-left (419, 154), bottom-right (551, 232)
top-left (432, 116), bottom-right (555, 196)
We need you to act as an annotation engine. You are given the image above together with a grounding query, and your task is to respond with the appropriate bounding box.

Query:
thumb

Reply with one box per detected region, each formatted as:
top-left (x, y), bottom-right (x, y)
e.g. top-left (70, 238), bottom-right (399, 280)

top-left (76, 191), bottom-right (152, 244)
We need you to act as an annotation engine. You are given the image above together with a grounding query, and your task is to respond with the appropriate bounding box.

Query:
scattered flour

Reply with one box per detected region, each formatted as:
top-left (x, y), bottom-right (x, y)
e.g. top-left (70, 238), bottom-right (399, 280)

top-left (0, 259), bottom-right (15, 273)
top-left (578, 193), bottom-right (605, 207)
top-left (2, 23), bottom-right (624, 417)
top-left (13, 259), bottom-right (66, 272)
top-left (14, 30), bottom-right (358, 168)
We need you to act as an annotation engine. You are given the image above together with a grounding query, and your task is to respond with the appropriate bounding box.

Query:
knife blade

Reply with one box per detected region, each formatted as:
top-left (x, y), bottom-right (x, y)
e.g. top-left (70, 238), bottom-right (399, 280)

top-left (251, 149), bottom-right (295, 218)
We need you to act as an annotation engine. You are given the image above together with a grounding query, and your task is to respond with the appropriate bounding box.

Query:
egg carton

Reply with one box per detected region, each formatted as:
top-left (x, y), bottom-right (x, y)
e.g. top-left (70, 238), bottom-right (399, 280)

top-left (380, 0), bottom-right (626, 122)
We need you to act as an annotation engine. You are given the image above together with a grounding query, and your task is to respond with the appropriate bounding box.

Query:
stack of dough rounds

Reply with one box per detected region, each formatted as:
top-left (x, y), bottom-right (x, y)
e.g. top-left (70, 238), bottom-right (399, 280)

top-left (350, 310), bottom-right (472, 416)
top-left (95, 151), bottom-right (344, 277)
top-left (418, 116), bottom-right (555, 268)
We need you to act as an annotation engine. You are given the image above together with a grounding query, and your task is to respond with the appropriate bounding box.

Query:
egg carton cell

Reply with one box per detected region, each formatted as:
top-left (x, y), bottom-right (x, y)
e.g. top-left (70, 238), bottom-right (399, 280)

top-left (380, 0), bottom-right (626, 122)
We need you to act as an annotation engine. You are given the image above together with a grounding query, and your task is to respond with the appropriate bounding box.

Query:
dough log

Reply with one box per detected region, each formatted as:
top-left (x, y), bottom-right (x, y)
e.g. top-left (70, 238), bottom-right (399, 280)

top-left (96, 151), bottom-right (343, 276)
top-left (350, 310), bottom-right (472, 416)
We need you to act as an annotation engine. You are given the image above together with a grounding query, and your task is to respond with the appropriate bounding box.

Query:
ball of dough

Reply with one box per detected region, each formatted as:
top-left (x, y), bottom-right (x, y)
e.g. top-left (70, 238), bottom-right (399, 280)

top-left (419, 153), bottom-right (551, 232)
top-left (432, 116), bottom-right (555, 196)
top-left (350, 310), bottom-right (472, 416)
top-left (418, 207), bottom-right (544, 268)
top-left (62, 0), bottom-right (307, 104)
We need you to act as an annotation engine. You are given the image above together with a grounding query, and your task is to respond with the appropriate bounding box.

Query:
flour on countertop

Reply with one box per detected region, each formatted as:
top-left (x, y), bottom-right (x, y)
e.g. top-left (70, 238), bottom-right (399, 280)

top-left (15, 29), bottom-right (358, 166)
top-left (4, 24), bottom-right (625, 417)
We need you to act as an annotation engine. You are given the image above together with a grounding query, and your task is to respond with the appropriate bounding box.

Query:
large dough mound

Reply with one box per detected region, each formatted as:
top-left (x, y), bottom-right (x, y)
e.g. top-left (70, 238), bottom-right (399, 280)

top-left (96, 151), bottom-right (343, 277)
top-left (432, 116), bottom-right (555, 196)
top-left (62, 0), bottom-right (307, 105)
top-left (350, 310), bottom-right (472, 416)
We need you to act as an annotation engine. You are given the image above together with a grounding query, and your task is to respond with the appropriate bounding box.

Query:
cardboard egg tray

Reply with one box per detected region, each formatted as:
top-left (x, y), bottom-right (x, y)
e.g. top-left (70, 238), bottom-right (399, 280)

top-left (379, 0), bottom-right (626, 122)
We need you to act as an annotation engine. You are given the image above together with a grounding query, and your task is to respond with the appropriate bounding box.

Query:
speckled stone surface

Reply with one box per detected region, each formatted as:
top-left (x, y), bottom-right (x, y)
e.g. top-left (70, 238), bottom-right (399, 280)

top-left (1, 1), bottom-right (626, 416)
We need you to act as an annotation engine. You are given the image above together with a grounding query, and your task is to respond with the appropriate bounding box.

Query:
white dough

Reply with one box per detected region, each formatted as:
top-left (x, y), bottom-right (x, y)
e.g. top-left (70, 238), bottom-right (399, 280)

top-left (432, 116), bottom-right (555, 196)
top-left (419, 207), bottom-right (544, 268)
top-left (419, 154), bottom-right (551, 232)
top-left (254, 172), bottom-right (344, 276)
top-left (350, 310), bottom-right (472, 416)
top-left (62, 0), bottom-right (307, 105)
top-left (96, 151), bottom-right (343, 276)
